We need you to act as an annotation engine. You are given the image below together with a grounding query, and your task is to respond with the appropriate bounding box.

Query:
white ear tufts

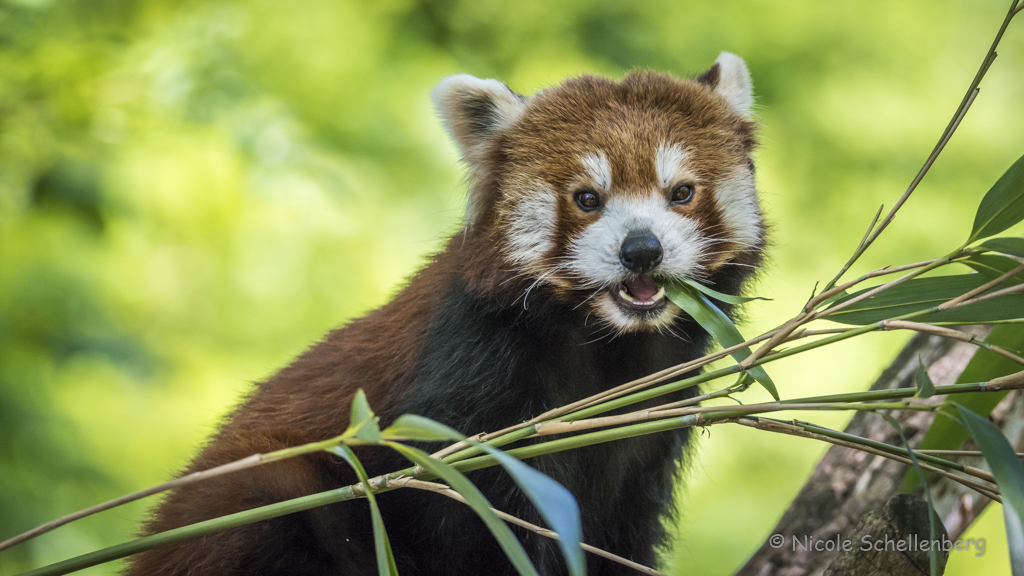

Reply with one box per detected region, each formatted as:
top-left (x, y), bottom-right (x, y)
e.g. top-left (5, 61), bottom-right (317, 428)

top-left (713, 52), bottom-right (754, 117)
top-left (431, 74), bottom-right (527, 160)
top-left (431, 74), bottom-right (527, 227)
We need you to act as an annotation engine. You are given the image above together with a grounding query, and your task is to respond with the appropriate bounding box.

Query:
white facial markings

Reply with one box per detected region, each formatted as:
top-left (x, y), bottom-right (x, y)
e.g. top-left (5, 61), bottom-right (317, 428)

top-left (567, 194), bottom-right (708, 287)
top-left (504, 185), bottom-right (558, 269)
top-left (655, 143), bottom-right (691, 188)
top-left (714, 168), bottom-right (763, 248)
top-left (580, 152), bottom-right (612, 190)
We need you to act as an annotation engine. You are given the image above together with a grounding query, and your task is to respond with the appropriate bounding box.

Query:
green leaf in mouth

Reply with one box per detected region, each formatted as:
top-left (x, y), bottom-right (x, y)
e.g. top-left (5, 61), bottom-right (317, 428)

top-left (665, 282), bottom-right (779, 401)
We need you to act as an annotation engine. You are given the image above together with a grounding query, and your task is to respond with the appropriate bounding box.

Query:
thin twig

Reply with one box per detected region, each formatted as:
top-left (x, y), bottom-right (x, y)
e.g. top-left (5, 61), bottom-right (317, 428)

top-left (0, 433), bottom-right (356, 552)
top-left (539, 405), bottom-right (996, 485)
top-left (882, 320), bottom-right (1024, 366)
top-left (534, 402), bottom-right (935, 437)
top-left (918, 449), bottom-right (1024, 458)
top-left (396, 478), bottom-right (668, 576)
top-left (809, 256), bottom-right (968, 313)
top-left (0, 454), bottom-right (266, 553)
top-left (735, 418), bottom-right (1002, 502)
top-left (742, 252), bottom-right (962, 369)
top-left (956, 281), bottom-right (1024, 308)
top-left (821, 252), bottom-right (960, 317)
top-left (826, 204), bottom-right (886, 294)
top-left (862, 88), bottom-right (978, 247)
top-left (938, 263), bottom-right (1024, 310)
top-left (859, 205), bottom-right (885, 249)
top-left (822, 0), bottom-right (1019, 292)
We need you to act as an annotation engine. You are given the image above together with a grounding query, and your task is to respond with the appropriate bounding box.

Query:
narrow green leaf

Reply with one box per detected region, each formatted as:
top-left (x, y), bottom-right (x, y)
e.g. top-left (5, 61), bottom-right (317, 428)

top-left (880, 414), bottom-right (942, 576)
top-left (915, 359), bottom-right (935, 399)
top-left (348, 390), bottom-right (383, 442)
top-left (351, 389), bottom-right (373, 424)
top-left (469, 444), bottom-right (585, 576)
top-left (823, 274), bottom-right (1024, 325)
top-left (381, 414), bottom-right (585, 575)
top-left (330, 446), bottom-right (399, 576)
top-left (953, 403), bottom-right (1024, 575)
top-left (385, 442), bottom-right (540, 576)
top-left (968, 153), bottom-right (1024, 243)
top-left (964, 254), bottom-right (1024, 282)
top-left (381, 414), bottom-right (465, 442)
top-left (666, 283), bottom-right (779, 400)
top-left (679, 277), bottom-right (769, 305)
top-left (977, 237), bottom-right (1024, 258)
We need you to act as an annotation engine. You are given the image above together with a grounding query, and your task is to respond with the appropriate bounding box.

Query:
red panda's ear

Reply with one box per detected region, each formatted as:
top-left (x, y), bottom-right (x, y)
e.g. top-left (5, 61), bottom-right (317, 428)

top-left (696, 52), bottom-right (754, 118)
top-left (432, 75), bottom-right (527, 168)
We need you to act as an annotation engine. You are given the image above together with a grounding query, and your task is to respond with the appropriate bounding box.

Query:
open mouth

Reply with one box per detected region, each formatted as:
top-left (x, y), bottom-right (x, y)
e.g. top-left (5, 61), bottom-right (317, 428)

top-left (611, 274), bottom-right (667, 313)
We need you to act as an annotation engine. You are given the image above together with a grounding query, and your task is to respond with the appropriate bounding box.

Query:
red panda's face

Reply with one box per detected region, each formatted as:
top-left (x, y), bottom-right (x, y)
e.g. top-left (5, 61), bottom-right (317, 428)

top-left (434, 55), bottom-right (763, 333)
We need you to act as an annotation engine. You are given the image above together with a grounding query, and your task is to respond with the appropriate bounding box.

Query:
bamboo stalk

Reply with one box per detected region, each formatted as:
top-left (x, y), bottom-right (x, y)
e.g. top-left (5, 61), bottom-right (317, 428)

top-left (937, 263), bottom-right (1024, 310)
top-left (882, 320), bottom-right (1024, 366)
top-left (735, 418), bottom-right (1002, 503)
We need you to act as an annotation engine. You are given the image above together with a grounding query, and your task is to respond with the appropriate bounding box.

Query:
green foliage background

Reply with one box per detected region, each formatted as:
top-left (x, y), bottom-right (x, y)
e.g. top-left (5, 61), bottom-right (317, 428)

top-left (1, 0), bottom-right (1022, 574)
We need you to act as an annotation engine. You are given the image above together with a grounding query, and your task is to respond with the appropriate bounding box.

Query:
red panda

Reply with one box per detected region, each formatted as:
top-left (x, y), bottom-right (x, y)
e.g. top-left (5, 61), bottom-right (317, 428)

top-left (127, 52), bottom-right (765, 576)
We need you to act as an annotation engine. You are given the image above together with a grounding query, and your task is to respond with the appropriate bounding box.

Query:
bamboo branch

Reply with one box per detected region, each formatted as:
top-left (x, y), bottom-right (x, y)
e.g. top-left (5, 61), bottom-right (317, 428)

top-left (918, 449), bottom-right (1024, 458)
top-left (820, 2), bottom-right (1012, 293)
top-left (937, 263), bottom-right (1024, 310)
top-left (0, 435), bottom-right (356, 554)
top-left (882, 320), bottom-right (1024, 366)
top-left (734, 417), bottom-right (1001, 503)
top-left (955, 281), bottom-right (1024, 308)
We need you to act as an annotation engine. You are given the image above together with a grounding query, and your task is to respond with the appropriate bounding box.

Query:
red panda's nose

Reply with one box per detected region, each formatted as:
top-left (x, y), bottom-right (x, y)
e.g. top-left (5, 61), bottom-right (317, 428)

top-left (619, 231), bottom-right (663, 273)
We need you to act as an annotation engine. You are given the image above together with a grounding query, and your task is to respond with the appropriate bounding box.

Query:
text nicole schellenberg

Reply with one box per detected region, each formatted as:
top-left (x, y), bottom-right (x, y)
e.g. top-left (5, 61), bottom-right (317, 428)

top-left (768, 533), bottom-right (986, 557)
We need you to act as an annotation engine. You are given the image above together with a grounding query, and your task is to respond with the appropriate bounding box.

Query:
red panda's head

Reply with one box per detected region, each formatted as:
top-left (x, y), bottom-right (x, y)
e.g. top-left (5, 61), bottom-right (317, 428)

top-left (433, 54), bottom-right (764, 333)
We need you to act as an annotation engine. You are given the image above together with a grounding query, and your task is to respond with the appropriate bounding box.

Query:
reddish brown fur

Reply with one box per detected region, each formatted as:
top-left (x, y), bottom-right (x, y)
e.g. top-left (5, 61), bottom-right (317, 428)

top-left (129, 64), bottom-right (765, 575)
top-left (491, 71), bottom-right (758, 301)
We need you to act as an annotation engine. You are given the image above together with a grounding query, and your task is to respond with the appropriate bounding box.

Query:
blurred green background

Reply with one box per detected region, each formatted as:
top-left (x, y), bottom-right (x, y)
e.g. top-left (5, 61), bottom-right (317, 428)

top-left (1, 0), bottom-right (1022, 574)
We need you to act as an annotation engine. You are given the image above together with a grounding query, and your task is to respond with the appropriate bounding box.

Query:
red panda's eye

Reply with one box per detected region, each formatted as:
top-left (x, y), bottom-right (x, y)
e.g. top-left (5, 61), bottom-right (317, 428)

top-left (671, 183), bottom-right (695, 204)
top-left (574, 189), bottom-right (601, 211)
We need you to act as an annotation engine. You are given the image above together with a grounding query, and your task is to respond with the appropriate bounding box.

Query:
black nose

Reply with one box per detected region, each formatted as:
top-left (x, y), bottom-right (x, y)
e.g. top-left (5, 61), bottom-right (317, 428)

top-left (619, 231), bottom-right (663, 273)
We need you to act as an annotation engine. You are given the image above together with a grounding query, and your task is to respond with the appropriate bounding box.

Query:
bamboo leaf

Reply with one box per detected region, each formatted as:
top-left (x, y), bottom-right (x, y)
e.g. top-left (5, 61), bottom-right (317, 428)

top-left (469, 444), bottom-right (585, 576)
top-left (382, 414), bottom-right (464, 442)
top-left (679, 277), bottom-right (769, 305)
top-left (964, 254), bottom-right (1024, 282)
top-left (351, 389), bottom-right (373, 424)
top-left (880, 414), bottom-right (942, 576)
top-left (666, 283), bottom-right (779, 400)
top-left (977, 237), bottom-right (1024, 258)
top-left (385, 442), bottom-right (540, 576)
top-left (915, 359), bottom-right (935, 399)
top-left (823, 274), bottom-right (1024, 325)
top-left (953, 403), bottom-right (1024, 575)
top-left (330, 446), bottom-right (399, 576)
top-left (381, 415), bottom-right (585, 575)
top-left (349, 389), bottom-right (383, 442)
top-left (968, 153), bottom-right (1024, 243)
